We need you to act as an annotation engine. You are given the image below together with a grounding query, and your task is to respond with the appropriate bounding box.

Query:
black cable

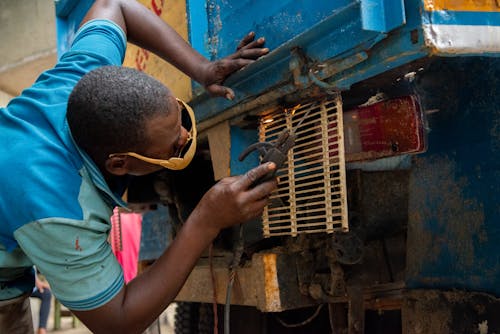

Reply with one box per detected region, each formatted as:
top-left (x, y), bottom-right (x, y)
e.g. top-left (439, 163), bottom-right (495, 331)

top-left (381, 238), bottom-right (394, 282)
top-left (224, 224), bottom-right (245, 334)
top-left (275, 304), bottom-right (324, 328)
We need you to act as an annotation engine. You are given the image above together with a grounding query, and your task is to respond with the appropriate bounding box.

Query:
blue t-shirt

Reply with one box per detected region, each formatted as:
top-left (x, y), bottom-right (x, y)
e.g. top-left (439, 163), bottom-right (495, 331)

top-left (0, 19), bottom-right (129, 310)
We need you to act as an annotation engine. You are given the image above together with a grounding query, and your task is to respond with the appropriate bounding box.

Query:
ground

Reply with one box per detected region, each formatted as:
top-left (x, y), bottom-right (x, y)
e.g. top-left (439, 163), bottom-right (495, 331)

top-left (30, 297), bottom-right (176, 333)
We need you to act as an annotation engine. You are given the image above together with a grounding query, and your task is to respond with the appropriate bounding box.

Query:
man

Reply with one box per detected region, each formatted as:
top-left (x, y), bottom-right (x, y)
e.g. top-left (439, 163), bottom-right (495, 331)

top-left (0, 0), bottom-right (277, 333)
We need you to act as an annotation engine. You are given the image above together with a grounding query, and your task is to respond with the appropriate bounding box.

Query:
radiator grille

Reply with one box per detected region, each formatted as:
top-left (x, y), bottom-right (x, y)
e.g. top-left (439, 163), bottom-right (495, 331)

top-left (261, 95), bottom-right (348, 237)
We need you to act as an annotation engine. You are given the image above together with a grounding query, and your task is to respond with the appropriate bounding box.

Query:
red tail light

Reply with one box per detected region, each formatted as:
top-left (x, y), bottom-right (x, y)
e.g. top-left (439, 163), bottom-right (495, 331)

top-left (343, 95), bottom-right (426, 162)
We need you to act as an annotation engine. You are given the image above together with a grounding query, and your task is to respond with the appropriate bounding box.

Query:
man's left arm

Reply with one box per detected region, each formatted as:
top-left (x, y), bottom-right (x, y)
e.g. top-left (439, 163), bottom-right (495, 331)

top-left (81, 0), bottom-right (269, 99)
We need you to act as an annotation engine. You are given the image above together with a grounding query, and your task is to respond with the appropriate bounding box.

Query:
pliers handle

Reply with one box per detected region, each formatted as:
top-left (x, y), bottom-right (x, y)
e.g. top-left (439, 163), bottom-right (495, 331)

top-left (239, 129), bottom-right (296, 184)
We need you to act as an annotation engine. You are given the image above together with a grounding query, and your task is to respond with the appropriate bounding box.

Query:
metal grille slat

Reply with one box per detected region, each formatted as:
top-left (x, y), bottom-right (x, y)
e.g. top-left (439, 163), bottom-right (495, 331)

top-left (267, 217), bottom-right (344, 227)
top-left (268, 191), bottom-right (341, 204)
top-left (261, 95), bottom-right (348, 237)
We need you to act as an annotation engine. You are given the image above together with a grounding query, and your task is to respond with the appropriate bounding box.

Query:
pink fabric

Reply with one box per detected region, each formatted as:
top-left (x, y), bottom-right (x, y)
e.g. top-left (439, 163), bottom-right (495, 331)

top-left (110, 208), bottom-right (142, 283)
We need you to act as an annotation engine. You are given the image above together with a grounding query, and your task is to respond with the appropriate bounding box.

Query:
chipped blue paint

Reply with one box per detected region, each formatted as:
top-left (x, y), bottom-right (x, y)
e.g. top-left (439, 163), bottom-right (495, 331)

top-left (190, 2), bottom-right (389, 122)
top-left (197, 0), bottom-right (353, 59)
top-left (423, 10), bottom-right (500, 26)
top-left (186, 0), bottom-right (211, 60)
top-left (229, 127), bottom-right (259, 177)
top-left (406, 57), bottom-right (500, 295)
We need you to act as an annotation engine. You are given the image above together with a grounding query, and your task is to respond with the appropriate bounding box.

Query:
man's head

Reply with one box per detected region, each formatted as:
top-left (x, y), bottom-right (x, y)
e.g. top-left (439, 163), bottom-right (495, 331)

top-left (67, 66), bottom-right (191, 176)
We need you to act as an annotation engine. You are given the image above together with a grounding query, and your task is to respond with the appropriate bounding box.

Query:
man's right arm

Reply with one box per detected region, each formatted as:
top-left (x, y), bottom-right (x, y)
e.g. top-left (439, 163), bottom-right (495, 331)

top-left (72, 163), bottom-right (277, 334)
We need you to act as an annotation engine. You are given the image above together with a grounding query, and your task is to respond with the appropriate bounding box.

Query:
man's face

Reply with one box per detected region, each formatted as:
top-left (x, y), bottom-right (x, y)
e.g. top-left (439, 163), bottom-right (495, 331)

top-left (124, 95), bottom-right (191, 176)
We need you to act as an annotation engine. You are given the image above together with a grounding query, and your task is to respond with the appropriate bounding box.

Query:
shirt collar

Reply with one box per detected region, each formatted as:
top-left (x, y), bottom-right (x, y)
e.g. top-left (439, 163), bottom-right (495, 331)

top-left (69, 132), bottom-right (128, 209)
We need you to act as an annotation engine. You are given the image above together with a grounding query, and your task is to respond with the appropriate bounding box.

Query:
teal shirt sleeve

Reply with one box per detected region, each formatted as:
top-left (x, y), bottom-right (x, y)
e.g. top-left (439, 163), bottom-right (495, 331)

top-left (14, 166), bottom-right (125, 311)
top-left (14, 217), bottom-right (124, 310)
top-left (65, 19), bottom-right (127, 66)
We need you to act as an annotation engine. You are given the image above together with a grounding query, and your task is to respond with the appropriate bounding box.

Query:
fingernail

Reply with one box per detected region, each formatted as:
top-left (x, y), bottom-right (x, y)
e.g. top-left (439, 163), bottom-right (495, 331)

top-left (258, 37), bottom-right (265, 43)
top-left (268, 162), bottom-right (276, 169)
top-left (262, 48), bottom-right (269, 53)
top-left (225, 93), bottom-right (234, 100)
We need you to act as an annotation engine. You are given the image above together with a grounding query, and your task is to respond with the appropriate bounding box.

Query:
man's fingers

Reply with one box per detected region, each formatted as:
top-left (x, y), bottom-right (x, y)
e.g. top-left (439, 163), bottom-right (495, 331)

top-left (221, 58), bottom-right (254, 73)
top-left (236, 31), bottom-right (256, 50)
top-left (205, 84), bottom-right (235, 100)
top-left (238, 37), bottom-right (266, 52)
top-left (246, 198), bottom-right (271, 219)
top-left (238, 162), bottom-right (276, 189)
top-left (233, 48), bottom-right (269, 60)
top-left (247, 177), bottom-right (278, 202)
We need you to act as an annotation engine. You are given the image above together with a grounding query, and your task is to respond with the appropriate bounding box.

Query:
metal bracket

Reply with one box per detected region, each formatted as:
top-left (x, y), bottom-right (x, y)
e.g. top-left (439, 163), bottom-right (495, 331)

top-left (360, 0), bottom-right (406, 33)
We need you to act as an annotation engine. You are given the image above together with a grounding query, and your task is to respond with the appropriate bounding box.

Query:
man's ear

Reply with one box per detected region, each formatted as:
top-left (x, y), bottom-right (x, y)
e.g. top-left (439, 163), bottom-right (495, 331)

top-left (105, 155), bottom-right (130, 175)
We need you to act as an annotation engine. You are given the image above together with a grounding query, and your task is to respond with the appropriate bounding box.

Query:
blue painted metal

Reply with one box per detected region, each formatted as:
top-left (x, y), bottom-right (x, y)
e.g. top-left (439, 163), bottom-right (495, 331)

top-left (139, 205), bottom-right (172, 261)
top-left (229, 127), bottom-right (259, 177)
top-left (406, 57), bottom-right (500, 296)
top-left (198, 0), bottom-right (353, 59)
top-left (190, 2), bottom-right (390, 122)
top-left (188, 0), bottom-right (430, 124)
top-left (360, 0), bottom-right (406, 33)
top-left (423, 10), bottom-right (500, 26)
top-left (186, 0), bottom-right (211, 60)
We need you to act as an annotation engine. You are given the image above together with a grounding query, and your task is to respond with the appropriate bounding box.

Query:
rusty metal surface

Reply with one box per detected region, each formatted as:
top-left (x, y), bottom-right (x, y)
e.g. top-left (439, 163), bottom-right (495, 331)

top-left (175, 251), bottom-right (315, 312)
top-left (402, 290), bottom-right (500, 334)
top-left (174, 253), bottom-right (259, 307)
top-left (347, 170), bottom-right (409, 241)
top-left (406, 57), bottom-right (500, 295)
top-left (260, 253), bottom-right (281, 311)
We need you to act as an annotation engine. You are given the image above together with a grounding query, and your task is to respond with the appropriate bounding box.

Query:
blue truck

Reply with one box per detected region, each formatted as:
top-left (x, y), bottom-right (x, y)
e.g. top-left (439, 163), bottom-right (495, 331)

top-left (56, 0), bottom-right (499, 332)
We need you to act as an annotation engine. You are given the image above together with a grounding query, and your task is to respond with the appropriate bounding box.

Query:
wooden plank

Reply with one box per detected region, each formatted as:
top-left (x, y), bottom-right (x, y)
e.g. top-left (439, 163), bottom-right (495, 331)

top-left (207, 121), bottom-right (231, 180)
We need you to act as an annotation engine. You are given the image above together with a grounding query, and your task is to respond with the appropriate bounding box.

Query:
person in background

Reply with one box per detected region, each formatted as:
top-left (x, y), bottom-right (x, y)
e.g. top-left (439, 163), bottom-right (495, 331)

top-left (0, 0), bottom-right (276, 333)
top-left (30, 271), bottom-right (52, 334)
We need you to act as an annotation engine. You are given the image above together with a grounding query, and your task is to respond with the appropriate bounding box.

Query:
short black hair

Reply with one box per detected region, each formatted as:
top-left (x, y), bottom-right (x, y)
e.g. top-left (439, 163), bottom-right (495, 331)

top-left (67, 66), bottom-right (171, 166)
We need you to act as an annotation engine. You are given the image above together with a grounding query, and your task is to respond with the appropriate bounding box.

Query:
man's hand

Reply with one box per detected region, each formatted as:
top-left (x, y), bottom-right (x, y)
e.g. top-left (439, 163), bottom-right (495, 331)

top-left (193, 162), bottom-right (277, 236)
top-left (35, 276), bottom-right (50, 293)
top-left (203, 32), bottom-right (269, 100)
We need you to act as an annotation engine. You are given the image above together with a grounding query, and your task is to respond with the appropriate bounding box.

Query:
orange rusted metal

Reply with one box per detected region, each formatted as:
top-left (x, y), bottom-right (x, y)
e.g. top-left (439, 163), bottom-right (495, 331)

top-left (262, 253), bottom-right (282, 311)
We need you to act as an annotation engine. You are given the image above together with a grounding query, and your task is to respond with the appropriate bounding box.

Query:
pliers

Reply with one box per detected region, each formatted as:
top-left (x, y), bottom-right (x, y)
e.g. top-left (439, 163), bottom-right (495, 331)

top-left (238, 128), bottom-right (296, 184)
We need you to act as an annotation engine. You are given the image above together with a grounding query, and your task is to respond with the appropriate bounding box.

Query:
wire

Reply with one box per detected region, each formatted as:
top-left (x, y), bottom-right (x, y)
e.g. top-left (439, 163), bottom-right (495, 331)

top-left (275, 304), bottom-right (325, 328)
top-left (381, 238), bottom-right (394, 282)
top-left (208, 243), bottom-right (219, 334)
top-left (224, 224), bottom-right (245, 334)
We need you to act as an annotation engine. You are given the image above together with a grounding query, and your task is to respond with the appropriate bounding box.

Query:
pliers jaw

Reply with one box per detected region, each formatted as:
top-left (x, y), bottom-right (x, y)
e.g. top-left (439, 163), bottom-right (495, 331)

top-left (238, 129), bottom-right (296, 185)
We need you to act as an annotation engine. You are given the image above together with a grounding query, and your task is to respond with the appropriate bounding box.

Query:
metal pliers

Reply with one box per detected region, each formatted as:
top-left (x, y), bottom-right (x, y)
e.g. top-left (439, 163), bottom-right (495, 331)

top-left (238, 128), bottom-right (296, 184)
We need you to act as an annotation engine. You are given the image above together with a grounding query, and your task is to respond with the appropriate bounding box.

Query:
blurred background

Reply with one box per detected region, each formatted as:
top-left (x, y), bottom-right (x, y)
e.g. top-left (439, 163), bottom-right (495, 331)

top-left (0, 0), bottom-right (56, 106)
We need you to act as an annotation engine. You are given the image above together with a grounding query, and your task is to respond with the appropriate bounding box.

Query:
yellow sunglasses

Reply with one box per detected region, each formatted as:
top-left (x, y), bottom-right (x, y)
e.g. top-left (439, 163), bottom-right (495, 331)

top-left (109, 98), bottom-right (197, 171)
